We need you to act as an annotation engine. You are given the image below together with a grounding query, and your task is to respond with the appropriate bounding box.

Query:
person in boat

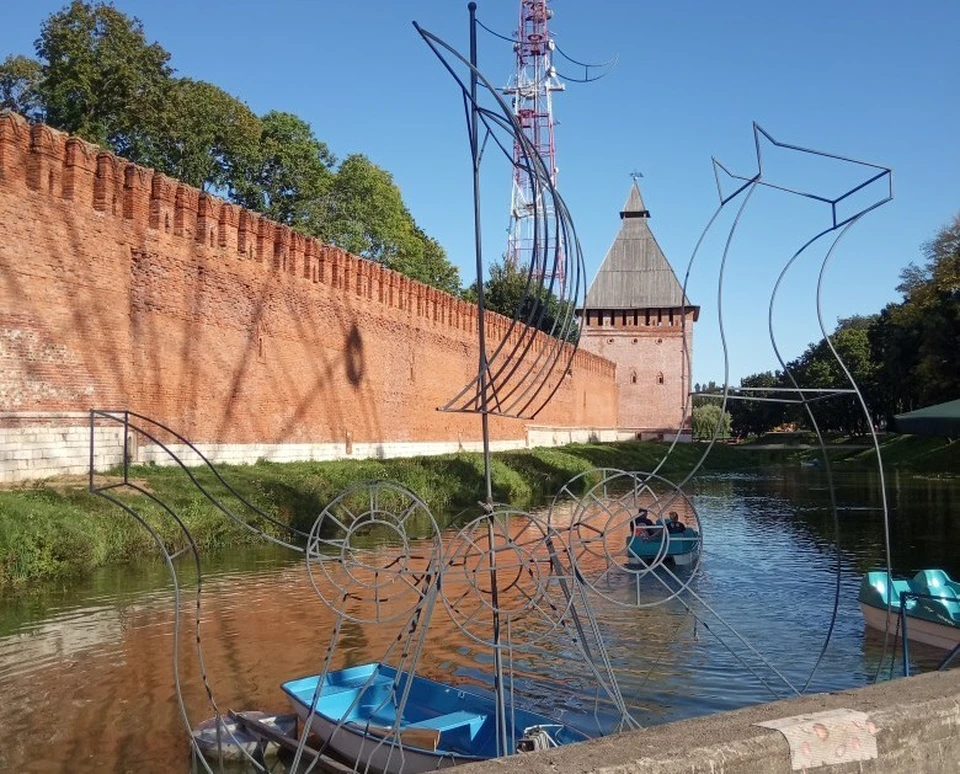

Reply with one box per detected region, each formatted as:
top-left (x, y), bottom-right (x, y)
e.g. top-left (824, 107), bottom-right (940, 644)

top-left (631, 508), bottom-right (654, 539)
top-left (666, 511), bottom-right (686, 534)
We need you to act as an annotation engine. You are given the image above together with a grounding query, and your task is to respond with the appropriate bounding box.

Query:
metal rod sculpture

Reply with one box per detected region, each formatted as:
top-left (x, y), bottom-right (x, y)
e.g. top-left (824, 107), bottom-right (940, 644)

top-left (85, 6), bottom-right (900, 772)
top-left (568, 123), bottom-right (895, 698)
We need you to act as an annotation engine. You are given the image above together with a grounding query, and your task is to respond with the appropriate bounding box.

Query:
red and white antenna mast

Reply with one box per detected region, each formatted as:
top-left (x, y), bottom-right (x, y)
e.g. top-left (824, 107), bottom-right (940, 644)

top-left (503, 0), bottom-right (565, 288)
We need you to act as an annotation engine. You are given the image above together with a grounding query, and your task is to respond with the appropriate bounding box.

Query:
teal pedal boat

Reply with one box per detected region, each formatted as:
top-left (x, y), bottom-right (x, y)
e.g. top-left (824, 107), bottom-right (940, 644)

top-left (626, 521), bottom-right (701, 566)
top-left (859, 569), bottom-right (960, 650)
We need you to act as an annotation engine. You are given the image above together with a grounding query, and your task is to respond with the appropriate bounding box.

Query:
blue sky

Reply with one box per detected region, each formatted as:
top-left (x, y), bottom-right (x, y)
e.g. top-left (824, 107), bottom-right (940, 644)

top-left (3, 1), bottom-right (958, 384)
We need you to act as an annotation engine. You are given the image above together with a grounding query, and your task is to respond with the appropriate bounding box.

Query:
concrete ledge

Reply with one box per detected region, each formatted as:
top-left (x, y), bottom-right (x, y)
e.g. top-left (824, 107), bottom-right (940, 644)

top-left (458, 668), bottom-right (960, 773)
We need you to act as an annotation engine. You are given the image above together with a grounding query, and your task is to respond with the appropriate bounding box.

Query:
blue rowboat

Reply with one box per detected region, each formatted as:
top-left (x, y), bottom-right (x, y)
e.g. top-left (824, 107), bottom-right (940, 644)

top-left (627, 522), bottom-right (700, 566)
top-left (859, 569), bottom-right (960, 650)
top-left (281, 663), bottom-right (589, 773)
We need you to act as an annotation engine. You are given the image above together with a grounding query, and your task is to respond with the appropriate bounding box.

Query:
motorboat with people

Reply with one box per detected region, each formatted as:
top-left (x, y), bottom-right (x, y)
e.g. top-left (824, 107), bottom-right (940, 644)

top-left (859, 569), bottom-right (960, 650)
top-left (281, 663), bottom-right (589, 773)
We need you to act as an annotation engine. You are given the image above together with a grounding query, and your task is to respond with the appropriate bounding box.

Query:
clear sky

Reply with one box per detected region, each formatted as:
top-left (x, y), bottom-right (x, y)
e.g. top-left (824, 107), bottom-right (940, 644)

top-left (2, 1), bottom-right (958, 385)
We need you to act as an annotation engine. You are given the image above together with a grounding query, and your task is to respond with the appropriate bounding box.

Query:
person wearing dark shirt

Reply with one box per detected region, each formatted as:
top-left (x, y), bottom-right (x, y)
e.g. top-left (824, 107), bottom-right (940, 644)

top-left (631, 508), bottom-right (654, 539)
top-left (666, 511), bottom-right (686, 534)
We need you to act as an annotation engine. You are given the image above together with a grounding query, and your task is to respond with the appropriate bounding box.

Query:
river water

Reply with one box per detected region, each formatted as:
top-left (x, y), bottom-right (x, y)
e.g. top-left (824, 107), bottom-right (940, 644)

top-left (1, 466), bottom-right (957, 771)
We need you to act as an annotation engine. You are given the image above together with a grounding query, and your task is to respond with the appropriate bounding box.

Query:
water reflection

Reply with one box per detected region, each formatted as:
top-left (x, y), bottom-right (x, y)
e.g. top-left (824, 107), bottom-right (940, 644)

top-left (0, 469), bottom-right (957, 771)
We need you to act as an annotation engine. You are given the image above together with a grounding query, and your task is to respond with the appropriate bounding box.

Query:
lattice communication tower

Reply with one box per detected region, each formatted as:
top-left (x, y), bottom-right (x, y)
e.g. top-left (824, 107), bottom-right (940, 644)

top-left (503, 0), bottom-right (565, 288)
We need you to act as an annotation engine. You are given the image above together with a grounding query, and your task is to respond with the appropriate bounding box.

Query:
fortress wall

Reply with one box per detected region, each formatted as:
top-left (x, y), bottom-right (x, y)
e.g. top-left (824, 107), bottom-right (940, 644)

top-left (580, 308), bottom-right (696, 433)
top-left (0, 114), bottom-right (618, 479)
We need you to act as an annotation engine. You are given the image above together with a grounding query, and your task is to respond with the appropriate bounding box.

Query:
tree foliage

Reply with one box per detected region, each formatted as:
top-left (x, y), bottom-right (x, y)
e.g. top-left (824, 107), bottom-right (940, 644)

top-left (784, 317), bottom-right (878, 435)
top-left (35, 0), bottom-right (173, 165)
top-left (324, 154), bottom-right (460, 293)
top-left (0, 55), bottom-right (43, 119)
top-left (5, 2), bottom-right (461, 294)
top-left (691, 403), bottom-right (732, 440)
top-left (870, 214), bottom-right (960, 417)
top-left (465, 260), bottom-right (578, 342)
top-left (161, 78), bottom-right (262, 193)
top-left (726, 371), bottom-right (785, 438)
top-left (394, 225), bottom-right (461, 296)
top-left (231, 110), bottom-right (335, 231)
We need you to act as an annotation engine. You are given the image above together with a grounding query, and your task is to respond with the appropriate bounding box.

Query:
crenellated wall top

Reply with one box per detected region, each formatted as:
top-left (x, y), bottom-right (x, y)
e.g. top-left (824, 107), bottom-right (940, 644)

top-left (0, 111), bottom-right (615, 379)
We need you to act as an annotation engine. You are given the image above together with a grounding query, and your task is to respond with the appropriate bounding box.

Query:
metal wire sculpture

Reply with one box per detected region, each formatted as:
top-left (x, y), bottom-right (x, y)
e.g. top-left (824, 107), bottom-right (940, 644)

top-left (440, 508), bottom-right (574, 647)
top-left (609, 123), bottom-right (895, 700)
top-left (306, 481), bottom-right (444, 625)
top-left (88, 410), bottom-right (307, 773)
top-left (550, 469), bottom-right (703, 609)
top-left (84, 7), bottom-right (902, 774)
top-left (415, 18), bottom-right (586, 422)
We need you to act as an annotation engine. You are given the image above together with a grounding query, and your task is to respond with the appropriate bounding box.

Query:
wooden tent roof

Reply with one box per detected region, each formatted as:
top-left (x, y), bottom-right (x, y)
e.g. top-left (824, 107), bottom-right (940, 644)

top-left (583, 182), bottom-right (695, 311)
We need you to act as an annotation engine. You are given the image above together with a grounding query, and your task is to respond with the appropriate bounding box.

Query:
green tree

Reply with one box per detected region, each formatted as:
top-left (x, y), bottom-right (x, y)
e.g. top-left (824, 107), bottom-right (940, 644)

top-left (325, 153), bottom-right (414, 260)
top-left (231, 110), bottom-right (335, 233)
top-left (35, 1), bottom-right (174, 165)
top-left (691, 403), bottom-right (732, 440)
top-left (785, 316), bottom-right (878, 435)
top-left (870, 213), bottom-right (960, 419)
top-left (905, 214), bottom-right (960, 404)
top-left (728, 370), bottom-right (785, 438)
top-left (868, 303), bottom-right (921, 418)
top-left (325, 154), bottom-right (461, 293)
top-left (467, 260), bottom-right (578, 342)
top-left (0, 55), bottom-right (43, 119)
top-left (160, 79), bottom-right (262, 193)
top-left (391, 226), bottom-right (461, 296)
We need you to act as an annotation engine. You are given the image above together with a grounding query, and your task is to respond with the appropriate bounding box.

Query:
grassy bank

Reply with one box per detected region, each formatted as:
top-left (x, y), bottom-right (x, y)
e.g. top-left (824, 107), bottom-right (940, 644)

top-left (0, 441), bottom-right (753, 589)
top-left (0, 435), bottom-right (953, 589)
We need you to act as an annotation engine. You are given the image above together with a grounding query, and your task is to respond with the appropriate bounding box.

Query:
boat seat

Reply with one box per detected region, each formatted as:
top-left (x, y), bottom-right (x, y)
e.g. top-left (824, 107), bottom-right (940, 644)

top-left (932, 587), bottom-right (960, 618)
top-left (915, 569), bottom-right (953, 591)
top-left (406, 710), bottom-right (486, 736)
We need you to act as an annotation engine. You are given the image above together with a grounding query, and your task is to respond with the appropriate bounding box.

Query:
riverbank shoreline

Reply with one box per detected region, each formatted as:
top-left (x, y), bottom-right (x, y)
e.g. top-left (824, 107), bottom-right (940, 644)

top-left (0, 435), bottom-right (954, 590)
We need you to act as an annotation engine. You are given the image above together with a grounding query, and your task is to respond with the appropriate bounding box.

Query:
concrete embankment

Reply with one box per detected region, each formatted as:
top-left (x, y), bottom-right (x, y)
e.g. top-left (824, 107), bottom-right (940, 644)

top-left (460, 668), bottom-right (960, 773)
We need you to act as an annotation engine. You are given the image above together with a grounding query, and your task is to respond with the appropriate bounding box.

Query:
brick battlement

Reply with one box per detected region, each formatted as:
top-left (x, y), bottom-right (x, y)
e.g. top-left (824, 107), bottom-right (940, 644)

top-left (0, 111), bottom-right (613, 380)
top-left (0, 112), bottom-right (618, 457)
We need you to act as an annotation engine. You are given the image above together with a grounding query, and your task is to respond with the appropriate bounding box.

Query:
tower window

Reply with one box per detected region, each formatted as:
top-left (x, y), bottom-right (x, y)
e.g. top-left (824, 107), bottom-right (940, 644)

top-left (657, 372), bottom-right (664, 385)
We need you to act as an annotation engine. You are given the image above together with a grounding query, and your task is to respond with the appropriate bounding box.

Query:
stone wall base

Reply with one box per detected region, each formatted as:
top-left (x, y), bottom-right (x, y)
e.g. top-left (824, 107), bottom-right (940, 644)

top-left (456, 668), bottom-right (960, 774)
top-left (0, 413), bottom-right (640, 483)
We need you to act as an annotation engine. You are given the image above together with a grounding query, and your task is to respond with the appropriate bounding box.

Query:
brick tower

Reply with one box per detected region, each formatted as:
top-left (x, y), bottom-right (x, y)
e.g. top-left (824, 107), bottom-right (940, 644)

top-left (578, 182), bottom-right (698, 437)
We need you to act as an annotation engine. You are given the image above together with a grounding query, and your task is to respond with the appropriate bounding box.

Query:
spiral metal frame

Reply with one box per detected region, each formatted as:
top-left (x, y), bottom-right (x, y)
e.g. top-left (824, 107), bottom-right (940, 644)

top-left (440, 507), bottom-right (575, 647)
top-left (415, 20), bottom-right (587, 421)
top-left (557, 470), bottom-right (703, 609)
top-left (306, 481), bottom-right (444, 625)
top-left (84, 21), bottom-right (901, 771)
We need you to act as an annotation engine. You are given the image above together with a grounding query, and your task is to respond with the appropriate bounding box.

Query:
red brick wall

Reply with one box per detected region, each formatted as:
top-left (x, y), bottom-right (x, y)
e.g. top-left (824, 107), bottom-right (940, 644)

top-left (580, 308), bottom-right (695, 431)
top-left (0, 113), bottom-right (618, 446)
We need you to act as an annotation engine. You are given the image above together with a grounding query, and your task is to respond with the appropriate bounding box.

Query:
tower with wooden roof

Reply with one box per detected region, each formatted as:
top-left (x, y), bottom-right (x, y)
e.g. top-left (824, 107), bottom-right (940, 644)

top-left (578, 181), bottom-right (699, 436)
